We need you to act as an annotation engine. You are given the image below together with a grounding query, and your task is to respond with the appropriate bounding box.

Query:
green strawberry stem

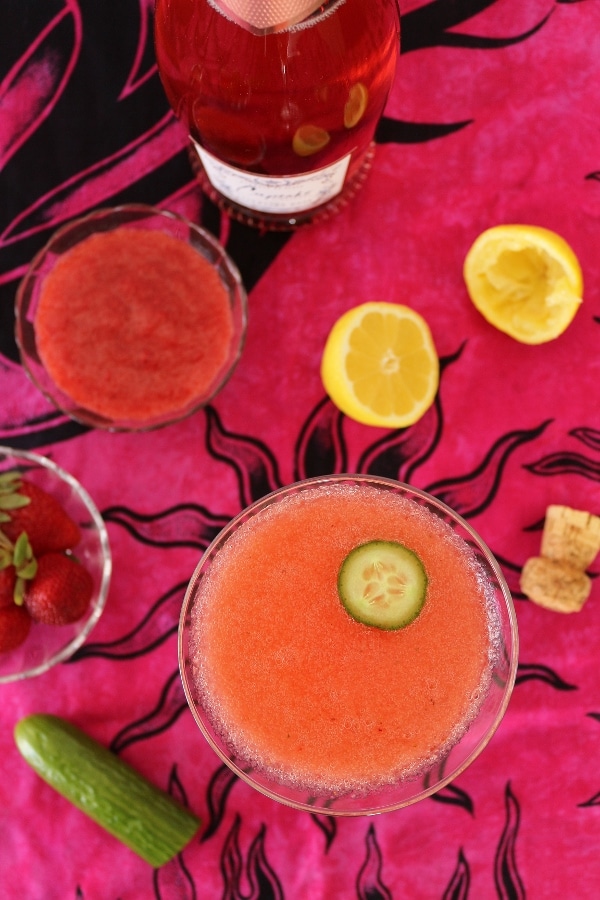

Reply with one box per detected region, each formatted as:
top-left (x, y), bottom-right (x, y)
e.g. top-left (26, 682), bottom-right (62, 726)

top-left (0, 531), bottom-right (12, 569)
top-left (0, 473), bottom-right (31, 524)
top-left (0, 472), bottom-right (23, 491)
top-left (0, 495), bottom-right (30, 511)
top-left (0, 530), bottom-right (37, 605)
top-left (14, 576), bottom-right (27, 607)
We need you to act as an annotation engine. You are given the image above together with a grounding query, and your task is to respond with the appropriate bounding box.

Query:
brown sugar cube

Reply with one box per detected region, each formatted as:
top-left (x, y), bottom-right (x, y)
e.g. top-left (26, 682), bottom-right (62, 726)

top-left (520, 556), bottom-right (592, 613)
top-left (541, 505), bottom-right (600, 570)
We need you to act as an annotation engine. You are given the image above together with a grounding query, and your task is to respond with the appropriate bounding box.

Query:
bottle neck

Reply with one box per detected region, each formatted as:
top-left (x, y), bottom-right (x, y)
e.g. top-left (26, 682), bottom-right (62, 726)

top-left (208, 0), bottom-right (328, 34)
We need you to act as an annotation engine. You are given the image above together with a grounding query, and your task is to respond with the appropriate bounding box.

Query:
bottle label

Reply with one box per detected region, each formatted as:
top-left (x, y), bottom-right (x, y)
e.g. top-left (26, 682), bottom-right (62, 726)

top-left (191, 139), bottom-right (351, 216)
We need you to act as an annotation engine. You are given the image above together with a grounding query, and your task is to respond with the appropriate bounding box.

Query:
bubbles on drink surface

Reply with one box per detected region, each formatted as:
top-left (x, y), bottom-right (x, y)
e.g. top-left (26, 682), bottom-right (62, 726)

top-left (188, 483), bottom-right (503, 797)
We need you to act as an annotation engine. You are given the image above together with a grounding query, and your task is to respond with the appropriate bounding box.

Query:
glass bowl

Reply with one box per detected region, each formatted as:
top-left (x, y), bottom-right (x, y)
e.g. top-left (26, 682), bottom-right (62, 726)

top-left (179, 474), bottom-right (518, 816)
top-left (15, 204), bottom-right (247, 432)
top-left (0, 447), bottom-right (111, 683)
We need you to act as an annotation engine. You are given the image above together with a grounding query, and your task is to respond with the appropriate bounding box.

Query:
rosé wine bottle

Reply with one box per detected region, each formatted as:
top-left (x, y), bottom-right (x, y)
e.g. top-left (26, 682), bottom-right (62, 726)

top-left (154, 0), bottom-right (400, 229)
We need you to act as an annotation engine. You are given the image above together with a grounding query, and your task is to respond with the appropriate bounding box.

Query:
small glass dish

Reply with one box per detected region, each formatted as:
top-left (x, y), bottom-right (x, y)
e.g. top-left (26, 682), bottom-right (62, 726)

top-left (15, 204), bottom-right (247, 432)
top-left (0, 447), bottom-right (111, 683)
top-left (179, 474), bottom-right (518, 816)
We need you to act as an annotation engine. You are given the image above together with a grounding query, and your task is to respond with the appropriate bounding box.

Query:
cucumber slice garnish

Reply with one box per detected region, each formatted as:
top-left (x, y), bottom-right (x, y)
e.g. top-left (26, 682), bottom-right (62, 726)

top-left (338, 540), bottom-right (427, 630)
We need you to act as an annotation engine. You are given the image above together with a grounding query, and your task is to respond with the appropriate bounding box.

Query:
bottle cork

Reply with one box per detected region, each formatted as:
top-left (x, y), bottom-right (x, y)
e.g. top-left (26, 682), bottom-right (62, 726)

top-left (520, 504), bottom-right (600, 613)
top-left (541, 505), bottom-right (600, 569)
top-left (520, 556), bottom-right (591, 613)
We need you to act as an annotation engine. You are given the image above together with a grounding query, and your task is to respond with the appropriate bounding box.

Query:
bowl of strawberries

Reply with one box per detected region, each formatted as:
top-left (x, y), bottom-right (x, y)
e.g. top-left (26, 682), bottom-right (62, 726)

top-left (0, 447), bottom-right (111, 682)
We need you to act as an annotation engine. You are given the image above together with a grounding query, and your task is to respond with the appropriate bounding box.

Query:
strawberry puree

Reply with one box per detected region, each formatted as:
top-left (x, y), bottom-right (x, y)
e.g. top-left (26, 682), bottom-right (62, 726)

top-left (191, 484), bottom-right (496, 795)
top-left (35, 228), bottom-right (234, 422)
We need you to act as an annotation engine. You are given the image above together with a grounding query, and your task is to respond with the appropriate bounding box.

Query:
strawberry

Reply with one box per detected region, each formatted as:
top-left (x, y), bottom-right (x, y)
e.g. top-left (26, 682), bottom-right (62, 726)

top-left (0, 565), bottom-right (16, 608)
top-left (0, 604), bottom-right (31, 652)
top-left (0, 473), bottom-right (80, 556)
top-left (24, 552), bottom-right (94, 626)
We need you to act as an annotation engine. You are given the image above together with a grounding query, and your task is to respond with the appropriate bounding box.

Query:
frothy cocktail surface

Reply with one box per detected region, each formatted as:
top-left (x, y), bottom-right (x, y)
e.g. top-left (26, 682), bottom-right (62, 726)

top-left (189, 483), bottom-right (497, 795)
top-left (35, 228), bottom-right (233, 422)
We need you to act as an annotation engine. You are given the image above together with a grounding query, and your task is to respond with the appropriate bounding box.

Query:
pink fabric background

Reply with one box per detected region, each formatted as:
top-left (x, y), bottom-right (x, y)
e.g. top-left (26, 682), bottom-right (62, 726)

top-left (1, 0), bottom-right (600, 896)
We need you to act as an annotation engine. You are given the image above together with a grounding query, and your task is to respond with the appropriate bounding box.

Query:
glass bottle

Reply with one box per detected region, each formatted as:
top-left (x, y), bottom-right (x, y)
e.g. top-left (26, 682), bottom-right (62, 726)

top-left (154, 0), bottom-right (400, 229)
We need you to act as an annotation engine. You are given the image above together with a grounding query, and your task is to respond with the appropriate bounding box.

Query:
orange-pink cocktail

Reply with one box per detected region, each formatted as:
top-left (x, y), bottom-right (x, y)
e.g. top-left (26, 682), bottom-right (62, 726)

top-left (179, 475), bottom-right (518, 815)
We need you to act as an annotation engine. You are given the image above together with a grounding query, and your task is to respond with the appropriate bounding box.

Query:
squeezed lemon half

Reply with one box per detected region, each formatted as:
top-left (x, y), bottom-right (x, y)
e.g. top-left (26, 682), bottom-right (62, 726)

top-left (321, 302), bottom-right (439, 428)
top-left (463, 224), bottom-right (583, 344)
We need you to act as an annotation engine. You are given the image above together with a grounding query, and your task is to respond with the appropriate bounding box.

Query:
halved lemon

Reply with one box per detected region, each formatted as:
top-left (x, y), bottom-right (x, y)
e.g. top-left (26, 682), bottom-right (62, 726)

top-left (292, 125), bottom-right (330, 157)
top-left (344, 83), bottom-right (368, 129)
top-left (463, 224), bottom-right (583, 344)
top-left (321, 302), bottom-right (439, 428)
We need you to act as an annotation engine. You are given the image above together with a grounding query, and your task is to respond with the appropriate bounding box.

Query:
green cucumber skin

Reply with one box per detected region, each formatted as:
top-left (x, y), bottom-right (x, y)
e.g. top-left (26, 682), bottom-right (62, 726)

top-left (338, 540), bottom-right (427, 630)
top-left (14, 714), bottom-right (200, 868)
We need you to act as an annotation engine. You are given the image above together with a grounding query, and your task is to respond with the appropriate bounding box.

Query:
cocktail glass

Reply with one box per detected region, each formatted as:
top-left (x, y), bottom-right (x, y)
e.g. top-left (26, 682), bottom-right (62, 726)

top-left (15, 204), bottom-right (247, 432)
top-left (179, 474), bottom-right (518, 815)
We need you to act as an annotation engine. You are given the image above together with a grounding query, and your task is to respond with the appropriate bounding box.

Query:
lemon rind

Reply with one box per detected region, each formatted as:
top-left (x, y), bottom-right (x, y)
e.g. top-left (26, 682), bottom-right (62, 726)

top-left (463, 224), bottom-right (583, 344)
top-left (321, 302), bottom-right (439, 428)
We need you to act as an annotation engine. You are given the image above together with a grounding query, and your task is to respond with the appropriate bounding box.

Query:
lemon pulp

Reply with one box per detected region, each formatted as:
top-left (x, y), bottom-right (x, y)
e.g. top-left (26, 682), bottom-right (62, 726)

top-left (321, 302), bottom-right (439, 428)
top-left (464, 225), bottom-right (583, 344)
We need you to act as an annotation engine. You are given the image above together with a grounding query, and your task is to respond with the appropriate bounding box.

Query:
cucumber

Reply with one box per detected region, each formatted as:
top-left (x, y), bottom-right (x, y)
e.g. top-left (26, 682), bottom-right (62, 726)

top-left (14, 713), bottom-right (201, 867)
top-left (338, 540), bottom-right (427, 630)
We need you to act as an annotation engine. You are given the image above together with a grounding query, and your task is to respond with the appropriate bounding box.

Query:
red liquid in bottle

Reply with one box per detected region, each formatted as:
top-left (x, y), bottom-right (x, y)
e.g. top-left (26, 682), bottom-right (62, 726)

top-left (154, 0), bottom-right (400, 228)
